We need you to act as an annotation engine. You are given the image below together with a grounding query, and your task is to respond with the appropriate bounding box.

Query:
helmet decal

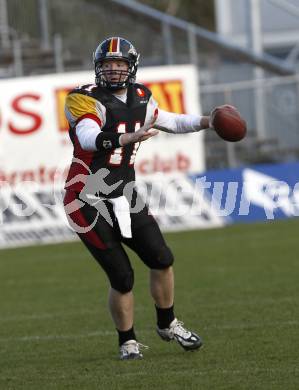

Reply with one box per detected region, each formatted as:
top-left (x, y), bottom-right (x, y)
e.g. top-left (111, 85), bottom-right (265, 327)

top-left (108, 37), bottom-right (120, 53)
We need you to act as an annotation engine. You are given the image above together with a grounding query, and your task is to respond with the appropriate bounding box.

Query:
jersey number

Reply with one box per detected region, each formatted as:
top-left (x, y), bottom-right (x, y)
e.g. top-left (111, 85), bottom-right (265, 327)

top-left (109, 122), bottom-right (141, 166)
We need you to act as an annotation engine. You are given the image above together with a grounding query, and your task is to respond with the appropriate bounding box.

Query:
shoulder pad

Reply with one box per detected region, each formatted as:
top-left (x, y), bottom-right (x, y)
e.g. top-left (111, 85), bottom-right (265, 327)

top-left (65, 89), bottom-right (106, 126)
top-left (133, 83), bottom-right (152, 98)
top-left (69, 84), bottom-right (97, 97)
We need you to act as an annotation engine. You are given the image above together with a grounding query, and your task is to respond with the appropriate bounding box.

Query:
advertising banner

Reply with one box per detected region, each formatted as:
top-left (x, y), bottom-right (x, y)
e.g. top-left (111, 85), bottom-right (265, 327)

top-left (0, 65), bottom-right (212, 249)
top-left (191, 161), bottom-right (299, 223)
top-left (0, 65), bottom-right (204, 184)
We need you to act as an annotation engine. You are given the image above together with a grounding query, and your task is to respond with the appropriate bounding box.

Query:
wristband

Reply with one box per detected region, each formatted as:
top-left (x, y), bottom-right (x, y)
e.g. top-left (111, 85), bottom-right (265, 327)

top-left (95, 132), bottom-right (121, 151)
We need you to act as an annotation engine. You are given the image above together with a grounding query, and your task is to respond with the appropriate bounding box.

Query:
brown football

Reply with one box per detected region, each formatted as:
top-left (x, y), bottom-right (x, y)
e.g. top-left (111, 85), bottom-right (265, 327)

top-left (211, 105), bottom-right (247, 142)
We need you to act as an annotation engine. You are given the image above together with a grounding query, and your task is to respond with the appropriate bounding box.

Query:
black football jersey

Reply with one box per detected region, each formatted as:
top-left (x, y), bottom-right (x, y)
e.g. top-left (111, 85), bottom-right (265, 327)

top-left (65, 83), bottom-right (153, 198)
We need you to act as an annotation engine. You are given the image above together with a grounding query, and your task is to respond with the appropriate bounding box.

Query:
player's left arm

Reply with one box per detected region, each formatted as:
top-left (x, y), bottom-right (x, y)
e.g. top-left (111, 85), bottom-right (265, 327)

top-left (145, 95), bottom-right (210, 134)
top-left (155, 109), bottom-right (210, 134)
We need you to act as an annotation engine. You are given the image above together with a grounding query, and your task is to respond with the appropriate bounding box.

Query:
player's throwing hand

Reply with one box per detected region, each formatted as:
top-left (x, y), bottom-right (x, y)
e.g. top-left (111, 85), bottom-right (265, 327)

top-left (120, 114), bottom-right (158, 146)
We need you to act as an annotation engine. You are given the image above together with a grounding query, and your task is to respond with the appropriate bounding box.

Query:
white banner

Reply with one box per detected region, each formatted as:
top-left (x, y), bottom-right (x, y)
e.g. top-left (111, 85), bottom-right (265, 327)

top-left (0, 65), bottom-right (214, 249)
top-left (0, 65), bottom-right (204, 182)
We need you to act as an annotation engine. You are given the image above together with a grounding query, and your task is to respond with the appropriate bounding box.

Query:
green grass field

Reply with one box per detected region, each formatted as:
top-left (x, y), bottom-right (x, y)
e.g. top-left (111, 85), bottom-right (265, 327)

top-left (1, 219), bottom-right (299, 390)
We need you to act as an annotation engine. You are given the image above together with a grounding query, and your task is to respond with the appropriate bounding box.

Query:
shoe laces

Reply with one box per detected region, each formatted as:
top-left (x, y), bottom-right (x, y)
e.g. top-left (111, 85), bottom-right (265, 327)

top-left (137, 342), bottom-right (149, 351)
top-left (171, 320), bottom-right (192, 339)
top-left (121, 340), bottom-right (149, 355)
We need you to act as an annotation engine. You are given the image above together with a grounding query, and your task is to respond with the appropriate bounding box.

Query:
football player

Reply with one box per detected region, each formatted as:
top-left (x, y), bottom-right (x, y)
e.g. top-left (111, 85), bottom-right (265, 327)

top-left (64, 37), bottom-right (212, 360)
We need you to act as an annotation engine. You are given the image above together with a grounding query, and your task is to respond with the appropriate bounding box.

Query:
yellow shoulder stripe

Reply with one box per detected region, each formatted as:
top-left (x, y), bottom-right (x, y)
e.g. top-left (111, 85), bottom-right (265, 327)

top-left (65, 93), bottom-right (99, 120)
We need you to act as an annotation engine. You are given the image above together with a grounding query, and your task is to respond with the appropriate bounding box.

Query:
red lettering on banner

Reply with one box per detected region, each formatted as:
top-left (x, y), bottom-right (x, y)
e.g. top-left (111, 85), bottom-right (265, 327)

top-left (21, 171), bottom-right (35, 182)
top-left (38, 166), bottom-right (46, 184)
top-left (8, 93), bottom-right (42, 135)
top-left (0, 166), bottom-right (69, 187)
top-left (136, 153), bottom-right (191, 175)
top-left (177, 153), bottom-right (190, 171)
top-left (48, 168), bottom-right (59, 183)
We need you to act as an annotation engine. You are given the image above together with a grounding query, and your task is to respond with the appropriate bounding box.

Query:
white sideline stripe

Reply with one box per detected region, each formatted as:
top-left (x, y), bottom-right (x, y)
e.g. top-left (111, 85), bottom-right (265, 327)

top-left (117, 367), bottom-right (299, 378)
top-left (0, 320), bottom-right (298, 344)
top-left (0, 311), bottom-right (96, 323)
top-left (210, 319), bottom-right (299, 330)
top-left (0, 296), bottom-right (296, 323)
top-left (0, 330), bottom-right (119, 343)
top-left (0, 306), bottom-right (145, 323)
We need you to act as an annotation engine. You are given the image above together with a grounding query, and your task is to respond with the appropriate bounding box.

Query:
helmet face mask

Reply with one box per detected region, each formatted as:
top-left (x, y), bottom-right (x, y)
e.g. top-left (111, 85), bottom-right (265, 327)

top-left (93, 37), bottom-right (139, 91)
